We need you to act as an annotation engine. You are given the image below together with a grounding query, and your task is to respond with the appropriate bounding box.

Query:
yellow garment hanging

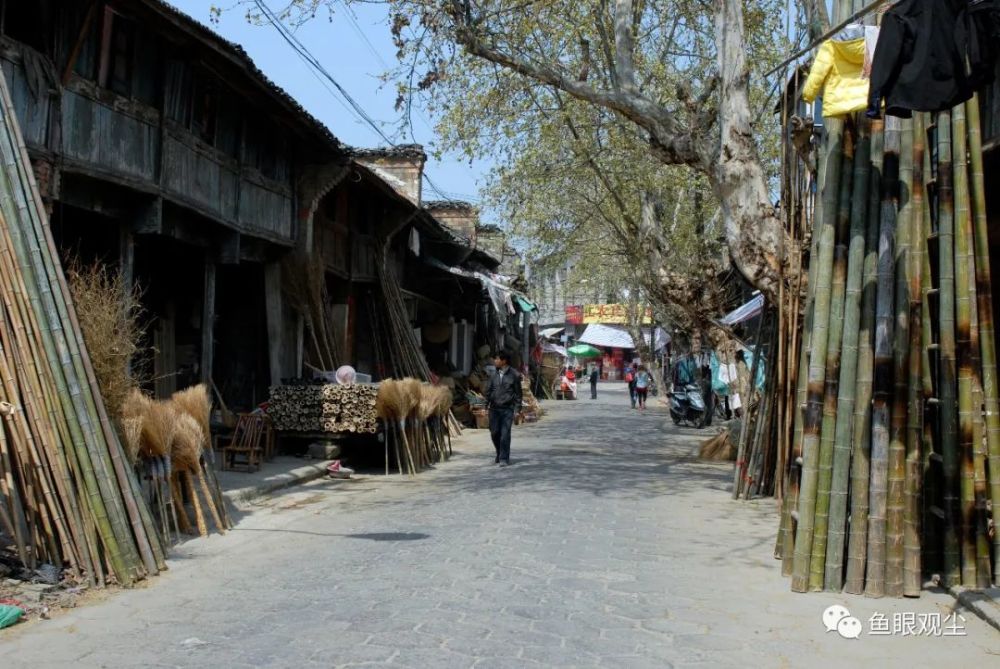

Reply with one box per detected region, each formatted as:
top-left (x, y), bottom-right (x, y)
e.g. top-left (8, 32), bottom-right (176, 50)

top-left (802, 38), bottom-right (869, 117)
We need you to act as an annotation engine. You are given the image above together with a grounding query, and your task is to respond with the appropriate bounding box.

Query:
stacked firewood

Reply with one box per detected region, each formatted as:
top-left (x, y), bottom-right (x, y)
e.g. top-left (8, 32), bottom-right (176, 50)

top-left (268, 384), bottom-right (379, 433)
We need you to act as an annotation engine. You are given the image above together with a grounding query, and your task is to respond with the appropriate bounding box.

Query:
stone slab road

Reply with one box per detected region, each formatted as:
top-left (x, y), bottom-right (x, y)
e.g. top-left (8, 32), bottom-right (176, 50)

top-left (3, 385), bottom-right (998, 668)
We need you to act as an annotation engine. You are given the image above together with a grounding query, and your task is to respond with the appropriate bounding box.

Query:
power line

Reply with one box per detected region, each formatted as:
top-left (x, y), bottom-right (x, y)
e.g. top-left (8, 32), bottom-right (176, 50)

top-left (253, 0), bottom-right (461, 202)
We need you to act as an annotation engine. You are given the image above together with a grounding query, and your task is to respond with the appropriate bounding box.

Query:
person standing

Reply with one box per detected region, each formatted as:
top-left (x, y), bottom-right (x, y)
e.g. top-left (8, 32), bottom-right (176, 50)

top-left (635, 364), bottom-right (651, 410)
top-left (589, 366), bottom-right (599, 399)
top-left (699, 364), bottom-right (715, 427)
top-left (625, 364), bottom-right (637, 408)
top-left (485, 350), bottom-right (522, 467)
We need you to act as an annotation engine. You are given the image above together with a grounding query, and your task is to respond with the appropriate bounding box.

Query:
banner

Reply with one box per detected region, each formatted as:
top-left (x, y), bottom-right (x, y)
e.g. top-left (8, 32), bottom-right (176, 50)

top-left (565, 305), bottom-right (583, 324)
top-left (581, 304), bottom-right (653, 324)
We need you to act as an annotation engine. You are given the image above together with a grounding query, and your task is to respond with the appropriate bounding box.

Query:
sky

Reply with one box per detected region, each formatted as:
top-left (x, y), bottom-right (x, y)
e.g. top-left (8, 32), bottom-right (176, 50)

top-left (169, 0), bottom-right (491, 204)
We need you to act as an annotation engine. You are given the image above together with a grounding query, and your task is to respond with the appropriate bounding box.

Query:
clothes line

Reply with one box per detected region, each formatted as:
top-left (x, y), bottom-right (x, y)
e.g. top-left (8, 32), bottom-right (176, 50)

top-left (763, 0), bottom-right (893, 79)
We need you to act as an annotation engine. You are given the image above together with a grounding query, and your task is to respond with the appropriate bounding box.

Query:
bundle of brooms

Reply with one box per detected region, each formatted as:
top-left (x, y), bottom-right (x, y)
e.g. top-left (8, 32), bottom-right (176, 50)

top-left (0, 73), bottom-right (164, 586)
top-left (376, 379), bottom-right (452, 475)
top-left (120, 385), bottom-right (231, 540)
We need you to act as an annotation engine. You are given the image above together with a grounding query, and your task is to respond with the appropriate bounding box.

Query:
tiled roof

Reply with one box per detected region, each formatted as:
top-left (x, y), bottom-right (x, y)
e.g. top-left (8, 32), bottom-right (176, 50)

top-left (424, 200), bottom-right (476, 211)
top-left (349, 144), bottom-right (427, 160)
top-left (150, 1), bottom-right (344, 151)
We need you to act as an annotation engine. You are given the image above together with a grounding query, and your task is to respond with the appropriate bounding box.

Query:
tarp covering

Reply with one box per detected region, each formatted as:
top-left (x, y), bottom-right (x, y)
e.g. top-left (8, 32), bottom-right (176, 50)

top-left (578, 324), bottom-right (669, 351)
top-left (424, 255), bottom-right (535, 317)
top-left (539, 327), bottom-right (565, 339)
top-left (720, 293), bottom-right (765, 326)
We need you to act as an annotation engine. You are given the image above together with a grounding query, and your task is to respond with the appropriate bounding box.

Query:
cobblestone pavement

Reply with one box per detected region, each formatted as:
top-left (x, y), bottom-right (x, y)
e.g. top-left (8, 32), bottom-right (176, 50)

top-left (3, 385), bottom-right (998, 668)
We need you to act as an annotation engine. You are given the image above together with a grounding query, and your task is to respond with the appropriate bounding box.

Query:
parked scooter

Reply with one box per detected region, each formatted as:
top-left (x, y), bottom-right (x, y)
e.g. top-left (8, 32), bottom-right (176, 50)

top-left (669, 384), bottom-right (707, 427)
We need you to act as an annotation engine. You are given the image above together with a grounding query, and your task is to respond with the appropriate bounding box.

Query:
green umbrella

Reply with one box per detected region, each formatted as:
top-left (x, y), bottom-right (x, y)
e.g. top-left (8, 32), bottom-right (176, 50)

top-left (567, 344), bottom-right (601, 357)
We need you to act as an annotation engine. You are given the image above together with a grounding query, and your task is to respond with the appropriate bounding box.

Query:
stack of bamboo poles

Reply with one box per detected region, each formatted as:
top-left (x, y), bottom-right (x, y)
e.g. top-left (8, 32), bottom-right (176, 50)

top-left (375, 379), bottom-right (453, 475)
top-left (0, 74), bottom-right (164, 586)
top-left (776, 93), bottom-right (1000, 595)
top-left (268, 384), bottom-right (379, 433)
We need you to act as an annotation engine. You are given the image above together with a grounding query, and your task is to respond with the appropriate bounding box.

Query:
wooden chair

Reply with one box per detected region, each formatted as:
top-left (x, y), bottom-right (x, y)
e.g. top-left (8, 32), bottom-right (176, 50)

top-left (220, 413), bottom-right (267, 472)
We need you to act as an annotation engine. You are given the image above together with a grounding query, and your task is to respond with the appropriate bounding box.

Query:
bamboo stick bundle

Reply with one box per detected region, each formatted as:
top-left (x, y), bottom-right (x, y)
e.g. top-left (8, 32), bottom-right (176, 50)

top-left (791, 117), bottom-right (846, 593)
top-left (809, 126), bottom-right (856, 590)
top-left (886, 118), bottom-right (915, 597)
top-left (952, 103), bottom-right (979, 588)
top-left (844, 118), bottom-right (884, 594)
top-left (966, 94), bottom-right (1000, 585)
top-left (904, 113), bottom-right (928, 597)
top-left (825, 115), bottom-right (872, 591)
top-left (866, 116), bottom-right (902, 599)
top-left (936, 110), bottom-right (962, 586)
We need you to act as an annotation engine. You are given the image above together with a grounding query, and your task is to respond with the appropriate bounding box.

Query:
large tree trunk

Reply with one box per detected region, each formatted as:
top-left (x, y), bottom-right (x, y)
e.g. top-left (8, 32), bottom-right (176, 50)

top-left (710, 0), bottom-right (785, 303)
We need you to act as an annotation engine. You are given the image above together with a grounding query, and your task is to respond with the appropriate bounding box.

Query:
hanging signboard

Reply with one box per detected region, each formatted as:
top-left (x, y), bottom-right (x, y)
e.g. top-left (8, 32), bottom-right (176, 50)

top-left (581, 304), bottom-right (653, 324)
top-left (565, 305), bottom-right (583, 324)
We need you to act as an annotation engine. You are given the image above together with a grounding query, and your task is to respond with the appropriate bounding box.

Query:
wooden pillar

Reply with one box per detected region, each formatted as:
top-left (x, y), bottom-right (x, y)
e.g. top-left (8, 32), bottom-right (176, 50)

top-left (264, 261), bottom-right (284, 385)
top-left (119, 223), bottom-right (134, 289)
top-left (200, 260), bottom-right (216, 383)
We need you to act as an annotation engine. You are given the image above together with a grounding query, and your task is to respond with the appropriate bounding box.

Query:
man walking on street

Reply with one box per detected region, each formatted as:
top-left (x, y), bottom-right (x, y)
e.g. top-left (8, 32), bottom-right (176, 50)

top-left (485, 350), bottom-right (522, 467)
top-left (589, 367), bottom-right (599, 399)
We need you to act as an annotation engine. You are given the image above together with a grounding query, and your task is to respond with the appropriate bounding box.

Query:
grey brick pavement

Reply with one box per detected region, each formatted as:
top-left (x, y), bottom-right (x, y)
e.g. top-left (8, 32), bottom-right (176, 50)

top-left (2, 384), bottom-right (998, 667)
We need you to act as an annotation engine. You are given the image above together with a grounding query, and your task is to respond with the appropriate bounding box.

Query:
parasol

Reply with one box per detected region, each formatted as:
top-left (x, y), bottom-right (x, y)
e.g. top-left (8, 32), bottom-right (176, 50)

top-left (567, 344), bottom-right (601, 358)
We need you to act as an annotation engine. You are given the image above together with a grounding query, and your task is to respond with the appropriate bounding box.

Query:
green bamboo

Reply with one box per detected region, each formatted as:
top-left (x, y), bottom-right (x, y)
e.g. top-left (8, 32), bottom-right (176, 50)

top-left (937, 109), bottom-right (961, 586)
top-left (953, 102), bottom-right (978, 588)
top-left (886, 118), bottom-right (914, 597)
top-left (966, 95), bottom-right (1000, 585)
top-left (904, 113), bottom-right (926, 597)
top-left (825, 116), bottom-right (871, 591)
top-left (866, 117), bottom-right (901, 599)
top-left (810, 125), bottom-right (855, 590)
top-left (844, 118), bottom-right (884, 595)
top-left (969, 259), bottom-right (991, 589)
top-left (780, 122), bottom-right (827, 573)
top-left (921, 118), bottom-right (939, 579)
top-left (791, 118), bottom-right (845, 593)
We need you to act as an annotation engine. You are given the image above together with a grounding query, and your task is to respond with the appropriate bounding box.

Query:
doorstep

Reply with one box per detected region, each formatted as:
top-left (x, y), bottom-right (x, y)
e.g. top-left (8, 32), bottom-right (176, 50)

top-left (947, 586), bottom-right (1000, 633)
top-left (216, 455), bottom-right (335, 505)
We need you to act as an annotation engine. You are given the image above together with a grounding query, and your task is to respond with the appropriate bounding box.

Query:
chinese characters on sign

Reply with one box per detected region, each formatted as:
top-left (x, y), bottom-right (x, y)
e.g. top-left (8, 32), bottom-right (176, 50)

top-left (564, 304), bottom-right (654, 325)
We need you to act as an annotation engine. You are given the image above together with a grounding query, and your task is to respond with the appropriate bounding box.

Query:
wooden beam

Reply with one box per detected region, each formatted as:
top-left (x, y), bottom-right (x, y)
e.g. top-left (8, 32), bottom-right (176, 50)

top-left (62, 0), bottom-right (100, 85)
top-left (200, 259), bottom-right (216, 383)
top-left (264, 261), bottom-right (284, 386)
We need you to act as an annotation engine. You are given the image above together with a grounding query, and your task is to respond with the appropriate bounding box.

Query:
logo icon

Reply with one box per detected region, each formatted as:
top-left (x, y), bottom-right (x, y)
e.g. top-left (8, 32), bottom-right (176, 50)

top-left (823, 605), bottom-right (861, 639)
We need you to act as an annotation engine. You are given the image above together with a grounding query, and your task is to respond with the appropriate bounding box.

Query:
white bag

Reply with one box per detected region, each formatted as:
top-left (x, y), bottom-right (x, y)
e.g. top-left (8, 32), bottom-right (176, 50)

top-left (730, 393), bottom-right (742, 411)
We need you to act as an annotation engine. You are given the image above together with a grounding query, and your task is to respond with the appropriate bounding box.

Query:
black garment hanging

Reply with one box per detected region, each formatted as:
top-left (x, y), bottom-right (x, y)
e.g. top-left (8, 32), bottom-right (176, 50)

top-left (964, 0), bottom-right (1000, 89)
top-left (867, 0), bottom-right (974, 118)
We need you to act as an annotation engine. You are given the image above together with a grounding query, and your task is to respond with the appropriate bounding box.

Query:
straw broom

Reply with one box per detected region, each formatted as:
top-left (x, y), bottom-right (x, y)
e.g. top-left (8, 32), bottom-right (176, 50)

top-left (170, 385), bottom-right (229, 530)
top-left (376, 380), bottom-right (397, 475)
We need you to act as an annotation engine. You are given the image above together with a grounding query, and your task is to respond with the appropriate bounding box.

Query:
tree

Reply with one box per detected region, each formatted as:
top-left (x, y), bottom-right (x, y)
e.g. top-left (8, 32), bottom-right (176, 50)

top-left (235, 0), bottom-right (791, 301)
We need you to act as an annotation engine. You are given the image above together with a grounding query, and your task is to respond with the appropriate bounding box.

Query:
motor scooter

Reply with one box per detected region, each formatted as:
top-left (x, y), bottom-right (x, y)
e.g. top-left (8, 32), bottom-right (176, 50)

top-left (669, 384), bottom-right (707, 427)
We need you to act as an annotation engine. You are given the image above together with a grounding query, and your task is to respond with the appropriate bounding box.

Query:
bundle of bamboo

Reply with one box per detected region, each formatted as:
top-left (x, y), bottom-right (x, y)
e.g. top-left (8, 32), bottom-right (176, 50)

top-left (774, 90), bottom-right (1000, 594)
top-left (0, 73), bottom-right (164, 585)
top-left (268, 384), bottom-right (379, 434)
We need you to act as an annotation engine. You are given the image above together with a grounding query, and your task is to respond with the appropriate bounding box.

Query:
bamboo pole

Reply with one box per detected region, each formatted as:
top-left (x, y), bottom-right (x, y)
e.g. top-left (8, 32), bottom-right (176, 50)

top-left (845, 118), bottom-right (884, 595)
top-left (810, 126), bottom-right (855, 589)
top-left (966, 94), bottom-right (1000, 584)
top-left (953, 102), bottom-right (978, 588)
top-left (826, 116), bottom-right (871, 590)
top-left (792, 117), bottom-right (845, 592)
top-left (866, 116), bottom-right (901, 599)
top-left (886, 118), bottom-right (914, 597)
top-left (904, 113), bottom-right (926, 597)
top-left (937, 109), bottom-right (962, 586)
top-left (969, 255), bottom-right (992, 589)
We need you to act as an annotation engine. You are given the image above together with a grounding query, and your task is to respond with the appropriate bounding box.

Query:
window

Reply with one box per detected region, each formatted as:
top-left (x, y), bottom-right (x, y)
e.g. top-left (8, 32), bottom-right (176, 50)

top-left (190, 78), bottom-right (217, 145)
top-left (99, 8), bottom-right (135, 97)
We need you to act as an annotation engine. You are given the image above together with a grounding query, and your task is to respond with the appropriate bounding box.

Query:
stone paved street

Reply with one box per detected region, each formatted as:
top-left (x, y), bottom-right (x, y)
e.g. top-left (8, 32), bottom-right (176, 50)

top-left (2, 384), bottom-right (998, 667)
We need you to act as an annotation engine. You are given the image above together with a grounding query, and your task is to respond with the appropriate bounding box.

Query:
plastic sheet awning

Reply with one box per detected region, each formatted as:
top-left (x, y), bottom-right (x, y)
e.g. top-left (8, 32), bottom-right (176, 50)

top-left (577, 324), bottom-right (670, 351)
top-left (720, 294), bottom-right (765, 326)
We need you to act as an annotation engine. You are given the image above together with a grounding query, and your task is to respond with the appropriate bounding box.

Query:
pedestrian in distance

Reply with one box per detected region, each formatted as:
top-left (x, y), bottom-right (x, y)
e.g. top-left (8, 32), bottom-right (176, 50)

top-left (589, 366), bottom-right (599, 399)
top-left (625, 364), bottom-right (637, 408)
top-left (699, 364), bottom-right (714, 427)
top-left (485, 350), bottom-right (522, 467)
top-left (635, 364), bottom-right (651, 410)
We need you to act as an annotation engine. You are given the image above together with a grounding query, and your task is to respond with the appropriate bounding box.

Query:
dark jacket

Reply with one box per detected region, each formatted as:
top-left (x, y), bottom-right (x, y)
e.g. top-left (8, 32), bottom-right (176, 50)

top-left (867, 0), bottom-right (984, 118)
top-left (486, 367), bottom-right (522, 410)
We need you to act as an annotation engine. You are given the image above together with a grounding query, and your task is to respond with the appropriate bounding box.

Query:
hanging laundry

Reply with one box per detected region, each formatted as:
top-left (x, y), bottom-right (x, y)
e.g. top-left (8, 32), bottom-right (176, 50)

top-left (862, 26), bottom-right (880, 79)
top-left (964, 0), bottom-right (1000, 89)
top-left (866, 0), bottom-right (999, 118)
top-left (802, 26), bottom-right (869, 117)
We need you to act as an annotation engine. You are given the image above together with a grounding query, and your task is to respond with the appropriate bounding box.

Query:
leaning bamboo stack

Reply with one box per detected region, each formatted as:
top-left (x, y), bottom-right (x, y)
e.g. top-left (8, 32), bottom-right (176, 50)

top-left (774, 84), bottom-right (1000, 594)
top-left (0, 73), bottom-right (164, 586)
